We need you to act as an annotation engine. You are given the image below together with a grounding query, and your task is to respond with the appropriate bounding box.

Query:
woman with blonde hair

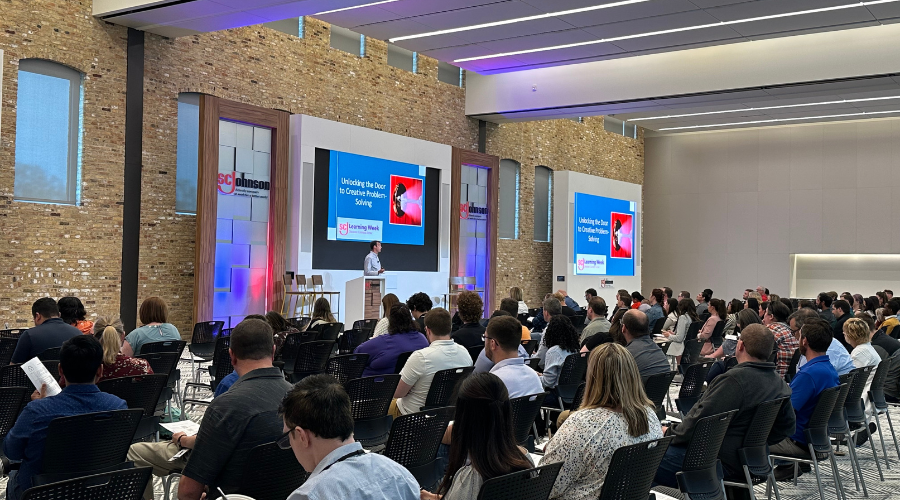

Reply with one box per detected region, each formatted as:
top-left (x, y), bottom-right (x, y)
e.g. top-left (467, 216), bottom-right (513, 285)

top-left (372, 293), bottom-right (401, 337)
top-left (541, 342), bottom-right (663, 500)
top-left (509, 286), bottom-right (528, 315)
top-left (61, 316), bottom-right (153, 386)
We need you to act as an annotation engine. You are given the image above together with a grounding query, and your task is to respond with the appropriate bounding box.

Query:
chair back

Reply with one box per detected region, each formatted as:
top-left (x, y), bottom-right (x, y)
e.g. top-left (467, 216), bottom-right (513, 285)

top-left (285, 340), bottom-right (335, 381)
top-left (805, 385), bottom-right (842, 455)
top-left (135, 352), bottom-right (180, 377)
top-left (236, 442), bottom-right (310, 500)
top-left (827, 377), bottom-right (853, 435)
top-left (190, 321), bottom-right (224, 344)
top-left (139, 340), bottom-right (186, 357)
top-left (0, 363), bottom-right (34, 391)
top-left (675, 410), bottom-right (737, 500)
top-left (869, 358), bottom-right (892, 411)
top-left (394, 351), bottom-right (414, 374)
top-left (384, 406), bottom-right (455, 487)
top-left (210, 335), bottom-right (235, 388)
top-left (709, 321), bottom-right (725, 347)
top-left (97, 374), bottom-right (169, 417)
top-left (0, 337), bottom-right (19, 366)
top-left (509, 393), bottom-right (547, 445)
top-left (521, 339), bottom-right (538, 355)
top-left (0, 329), bottom-right (27, 339)
top-left (352, 319), bottom-right (379, 332)
top-left (526, 358), bottom-right (541, 371)
top-left (685, 321), bottom-right (704, 341)
top-left (338, 328), bottom-right (372, 354)
top-left (287, 317), bottom-right (311, 331)
top-left (311, 274), bottom-right (325, 289)
top-left (679, 362), bottom-right (711, 399)
top-left (598, 436), bottom-right (674, 500)
top-left (21, 467), bottom-right (153, 500)
top-left (643, 371), bottom-right (676, 419)
top-left (657, 341), bottom-right (671, 355)
top-left (844, 365), bottom-right (875, 423)
top-left (325, 354), bottom-right (370, 385)
top-left (476, 462), bottom-right (564, 500)
top-left (42, 361), bottom-right (61, 383)
top-left (681, 338), bottom-right (705, 366)
top-left (570, 382), bottom-right (586, 411)
top-left (314, 322), bottom-right (343, 341)
top-left (724, 356), bottom-right (739, 371)
top-left (0, 387), bottom-right (30, 439)
top-left (346, 375), bottom-right (401, 420)
top-left (555, 352), bottom-right (588, 406)
top-left (41, 409), bottom-right (144, 475)
top-left (37, 347), bottom-right (61, 361)
top-left (737, 397), bottom-right (790, 478)
top-left (421, 366), bottom-right (475, 411)
top-left (651, 316), bottom-right (665, 335)
top-left (467, 345), bottom-right (483, 363)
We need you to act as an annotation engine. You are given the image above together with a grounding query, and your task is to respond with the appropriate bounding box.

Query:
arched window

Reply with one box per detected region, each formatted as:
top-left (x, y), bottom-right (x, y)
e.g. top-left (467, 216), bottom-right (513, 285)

top-left (534, 165), bottom-right (552, 242)
top-left (14, 59), bottom-right (83, 204)
top-left (499, 159), bottom-right (520, 239)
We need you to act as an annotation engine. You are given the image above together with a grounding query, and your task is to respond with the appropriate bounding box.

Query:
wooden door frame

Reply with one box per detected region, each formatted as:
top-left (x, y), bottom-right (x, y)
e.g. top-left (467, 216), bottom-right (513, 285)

top-left (450, 147), bottom-right (500, 316)
top-left (193, 95), bottom-right (290, 324)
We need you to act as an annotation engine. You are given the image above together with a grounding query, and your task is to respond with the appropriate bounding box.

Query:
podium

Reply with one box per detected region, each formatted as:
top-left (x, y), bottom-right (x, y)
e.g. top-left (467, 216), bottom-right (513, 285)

top-left (346, 276), bottom-right (384, 325)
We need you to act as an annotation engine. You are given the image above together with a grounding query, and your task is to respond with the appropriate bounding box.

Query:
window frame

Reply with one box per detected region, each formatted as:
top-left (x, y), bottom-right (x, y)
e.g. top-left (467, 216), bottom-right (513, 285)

top-left (533, 165), bottom-right (553, 242)
top-left (175, 92), bottom-right (201, 215)
top-left (498, 159), bottom-right (520, 240)
top-left (14, 59), bottom-right (84, 205)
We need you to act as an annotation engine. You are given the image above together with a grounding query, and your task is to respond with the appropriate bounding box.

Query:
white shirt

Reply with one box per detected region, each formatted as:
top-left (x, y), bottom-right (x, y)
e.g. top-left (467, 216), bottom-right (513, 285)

top-left (396, 339), bottom-right (472, 415)
top-left (364, 251), bottom-right (381, 276)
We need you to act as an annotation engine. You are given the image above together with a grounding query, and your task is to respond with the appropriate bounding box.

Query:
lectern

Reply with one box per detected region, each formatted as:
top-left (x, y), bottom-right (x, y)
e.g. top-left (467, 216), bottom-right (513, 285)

top-left (345, 276), bottom-right (384, 325)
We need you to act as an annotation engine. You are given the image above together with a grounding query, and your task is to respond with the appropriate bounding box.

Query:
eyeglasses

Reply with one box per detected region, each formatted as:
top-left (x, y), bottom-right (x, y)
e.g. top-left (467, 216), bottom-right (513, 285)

top-left (481, 334), bottom-right (496, 342)
top-left (277, 429), bottom-right (296, 450)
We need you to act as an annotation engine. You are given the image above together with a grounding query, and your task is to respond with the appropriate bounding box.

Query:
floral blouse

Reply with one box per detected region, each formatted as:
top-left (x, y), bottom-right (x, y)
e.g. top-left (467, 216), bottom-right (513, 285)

top-left (541, 406), bottom-right (662, 500)
top-left (60, 354), bottom-right (154, 387)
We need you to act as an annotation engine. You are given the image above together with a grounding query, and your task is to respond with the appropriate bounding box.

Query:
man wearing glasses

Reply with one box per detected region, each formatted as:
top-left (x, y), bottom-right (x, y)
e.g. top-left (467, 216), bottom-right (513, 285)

top-left (789, 307), bottom-right (854, 377)
top-left (127, 318), bottom-right (290, 500)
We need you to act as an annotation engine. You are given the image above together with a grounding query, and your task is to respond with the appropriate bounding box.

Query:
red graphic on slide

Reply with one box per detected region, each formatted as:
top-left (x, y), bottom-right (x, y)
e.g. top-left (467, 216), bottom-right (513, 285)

top-left (389, 175), bottom-right (423, 226)
top-left (610, 212), bottom-right (633, 259)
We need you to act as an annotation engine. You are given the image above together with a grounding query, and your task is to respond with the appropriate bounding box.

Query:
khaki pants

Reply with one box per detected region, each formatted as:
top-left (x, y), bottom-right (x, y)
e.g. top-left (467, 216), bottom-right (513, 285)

top-left (556, 410), bottom-right (572, 429)
top-left (127, 442), bottom-right (187, 500)
top-left (388, 398), bottom-right (403, 419)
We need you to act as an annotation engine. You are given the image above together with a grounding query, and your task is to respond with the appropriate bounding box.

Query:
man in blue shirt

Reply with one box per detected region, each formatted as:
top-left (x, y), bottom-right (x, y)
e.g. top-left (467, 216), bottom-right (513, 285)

top-left (790, 308), bottom-right (854, 376)
top-left (771, 317), bottom-right (839, 481)
top-left (3, 335), bottom-right (127, 500)
top-left (646, 288), bottom-right (665, 332)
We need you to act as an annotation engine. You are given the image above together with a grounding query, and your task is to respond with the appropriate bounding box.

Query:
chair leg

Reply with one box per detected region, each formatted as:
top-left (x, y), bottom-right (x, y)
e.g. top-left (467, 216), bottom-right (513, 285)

top-left (742, 466), bottom-right (758, 500)
top-left (845, 426), bottom-right (868, 497)
top-left (885, 407), bottom-right (900, 461)
top-left (808, 445), bottom-right (826, 500)
top-left (865, 422), bottom-right (885, 481)
top-left (876, 412), bottom-right (891, 470)
top-left (828, 450), bottom-right (846, 500)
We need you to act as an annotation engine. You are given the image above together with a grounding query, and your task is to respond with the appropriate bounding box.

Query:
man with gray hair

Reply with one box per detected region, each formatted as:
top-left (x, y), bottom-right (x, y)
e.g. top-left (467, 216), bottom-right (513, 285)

top-left (535, 295), bottom-right (563, 367)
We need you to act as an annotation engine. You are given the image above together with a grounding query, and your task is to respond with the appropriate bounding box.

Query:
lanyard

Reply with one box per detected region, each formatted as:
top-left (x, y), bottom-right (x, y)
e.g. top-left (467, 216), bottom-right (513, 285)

top-left (321, 449), bottom-right (366, 472)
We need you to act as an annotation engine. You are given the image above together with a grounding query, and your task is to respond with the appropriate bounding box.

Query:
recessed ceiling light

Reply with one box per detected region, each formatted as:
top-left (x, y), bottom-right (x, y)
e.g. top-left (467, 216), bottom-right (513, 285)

top-left (629, 95), bottom-right (900, 121)
top-left (454, 0), bottom-right (900, 63)
top-left (658, 109), bottom-right (900, 131)
top-left (389, 0), bottom-right (655, 42)
top-left (316, 0), bottom-right (400, 16)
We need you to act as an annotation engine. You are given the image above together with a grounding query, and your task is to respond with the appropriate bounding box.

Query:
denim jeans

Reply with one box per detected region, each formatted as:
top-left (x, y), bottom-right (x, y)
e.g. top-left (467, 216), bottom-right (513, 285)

top-left (653, 443), bottom-right (688, 487)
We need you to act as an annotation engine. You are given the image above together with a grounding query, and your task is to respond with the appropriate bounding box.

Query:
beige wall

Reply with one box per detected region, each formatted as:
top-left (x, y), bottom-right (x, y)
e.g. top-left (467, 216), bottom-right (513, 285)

top-left (643, 119), bottom-right (900, 302)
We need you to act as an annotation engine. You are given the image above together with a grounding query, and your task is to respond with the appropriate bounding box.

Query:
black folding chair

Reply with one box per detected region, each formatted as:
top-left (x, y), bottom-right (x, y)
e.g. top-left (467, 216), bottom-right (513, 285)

top-left (421, 366), bottom-right (475, 411)
top-left (1, 364), bottom-right (35, 391)
top-left (825, 375), bottom-right (855, 498)
top-left (652, 410), bottom-right (737, 500)
top-left (313, 322), bottom-right (344, 341)
top-left (97, 374), bottom-right (169, 441)
top-left (709, 321), bottom-right (726, 349)
top-left (509, 392), bottom-right (547, 452)
top-left (521, 339), bottom-right (538, 355)
top-left (42, 361), bottom-right (61, 383)
top-left (598, 436), bottom-right (674, 500)
top-left (0, 337), bottom-right (19, 366)
top-left (383, 406), bottom-right (454, 490)
top-left (32, 409), bottom-right (144, 486)
top-left (346, 374), bottom-right (400, 450)
top-left (235, 442), bottom-right (310, 500)
top-left (869, 358), bottom-right (900, 464)
top-left (723, 397), bottom-right (791, 500)
top-left (675, 362), bottom-right (712, 416)
top-left (541, 352), bottom-right (588, 432)
top-left (352, 319), bottom-right (379, 333)
top-left (394, 350), bottom-right (414, 374)
top-left (283, 340), bottom-right (335, 383)
top-left (0, 329), bottom-right (27, 339)
top-left (136, 351), bottom-right (183, 421)
top-left (187, 321), bottom-right (224, 382)
top-left (652, 316), bottom-right (666, 336)
top-left (21, 467), bottom-right (152, 500)
top-left (140, 340), bottom-right (186, 357)
top-left (643, 371), bottom-right (676, 421)
top-left (842, 366), bottom-right (883, 483)
top-left (476, 462), bottom-right (564, 500)
top-left (570, 382), bottom-right (586, 411)
top-left (685, 321), bottom-right (704, 342)
top-left (0, 387), bottom-right (30, 440)
top-left (467, 345), bottom-right (483, 364)
top-left (183, 336), bottom-right (233, 413)
top-left (681, 338), bottom-right (705, 369)
top-left (338, 328), bottom-right (373, 354)
top-left (37, 347), bottom-right (60, 362)
top-left (287, 317), bottom-right (311, 331)
top-left (325, 353), bottom-right (370, 385)
top-left (526, 358), bottom-right (541, 371)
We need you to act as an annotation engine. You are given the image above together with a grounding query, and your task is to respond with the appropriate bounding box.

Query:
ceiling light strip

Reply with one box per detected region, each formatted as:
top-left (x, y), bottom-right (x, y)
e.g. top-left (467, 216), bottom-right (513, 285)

top-left (658, 109), bottom-right (900, 131)
top-left (389, 0), bottom-right (655, 42)
top-left (454, 0), bottom-right (900, 63)
top-left (316, 0), bottom-right (400, 16)
top-left (630, 95), bottom-right (900, 121)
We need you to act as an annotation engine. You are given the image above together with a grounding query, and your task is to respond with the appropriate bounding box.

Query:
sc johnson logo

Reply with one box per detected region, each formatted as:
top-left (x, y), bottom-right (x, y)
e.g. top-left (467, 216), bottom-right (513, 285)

top-left (217, 171), bottom-right (271, 195)
top-left (339, 223), bottom-right (349, 235)
top-left (577, 258), bottom-right (585, 270)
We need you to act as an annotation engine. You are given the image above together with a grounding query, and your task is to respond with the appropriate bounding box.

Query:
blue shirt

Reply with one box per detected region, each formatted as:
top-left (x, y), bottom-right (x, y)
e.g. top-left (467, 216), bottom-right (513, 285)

top-left (287, 442), bottom-right (418, 500)
top-left (789, 355), bottom-right (839, 444)
top-left (798, 338), bottom-right (855, 376)
top-left (214, 371), bottom-right (240, 397)
top-left (354, 330), bottom-right (429, 377)
top-left (473, 345), bottom-right (529, 373)
top-left (490, 357), bottom-right (544, 398)
top-left (542, 346), bottom-right (575, 389)
top-left (10, 318), bottom-right (81, 364)
top-left (646, 303), bottom-right (665, 332)
top-left (125, 323), bottom-right (181, 355)
top-left (3, 385), bottom-right (127, 499)
top-left (563, 296), bottom-right (579, 310)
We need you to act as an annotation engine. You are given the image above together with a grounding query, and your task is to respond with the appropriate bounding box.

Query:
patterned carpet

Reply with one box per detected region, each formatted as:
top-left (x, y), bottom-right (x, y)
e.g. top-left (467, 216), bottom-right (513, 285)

top-left (3, 359), bottom-right (900, 500)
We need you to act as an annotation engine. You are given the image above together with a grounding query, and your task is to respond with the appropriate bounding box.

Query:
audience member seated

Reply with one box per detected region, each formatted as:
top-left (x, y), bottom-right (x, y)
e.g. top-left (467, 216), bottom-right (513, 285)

top-left (846, 317), bottom-right (881, 420)
top-left (793, 308), bottom-right (854, 376)
top-left (816, 292), bottom-right (836, 328)
top-left (646, 289), bottom-right (666, 333)
top-left (543, 343), bottom-right (663, 500)
top-left (389, 308), bottom-right (471, 417)
top-left (606, 291), bottom-right (630, 341)
top-left (534, 296), bottom-right (563, 363)
top-left (697, 298), bottom-right (725, 356)
top-left (58, 296), bottom-right (94, 335)
top-left (695, 289), bottom-right (712, 317)
top-left (539, 316), bottom-right (580, 395)
top-left (355, 304), bottom-right (428, 377)
top-left (372, 293), bottom-right (400, 338)
top-left (3, 335), bottom-right (128, 500)
top-left (305, 298), bottom-right (336, 331)
top-left (763, 300), bottom-right (799, 378)
top-left (621, 310), bottom-right (670, 379)
top-left (472, 312), bottom-right (530, 375)
top-left (421, 373), bottom-right (534, 500)
top-left (771, 318), bottom-right (839, 480)
top-left (509, 286), bottom-right (528, 315)
top-left (128, 318), bottom-right (290, 500)
top-left (406, 292), bottom-right (433, 333)
top-left (632, 292), bottom-right (646, 311)
top-left (660, 297), bottom-right (679, 333)
top-left (579, 298), bottom-right (612, 348)
top-left (212, 314), bottom-right (268, 398)
top-left (832, 299), bottom-right (853, 351)
top-left (723, 299), bottom-right (742, 338)
top-left (661, 298), bottom-right (699, 364)
top-left (884, 299), bottom-right (900, 338)
top-left (265, 310), bottom-right (298, 358)
top-left (280, 375), bottom-right (419, 500)
top-left (862, 312), bottom-right (900, 356)
top-left (499, 298), bottom-right (531, 341)
top-left (11, 297), bottom-right (82, 364)
top-left (481, 316), bottom-right (542, 398)
top-left (61, 317), bottom-right (153, 387)
top-left (705, 309), bottom-right (762, 383)
top-left (122, 296), bottom-right (181, 357)
top-left (557, 290), bottom-right (580, 314)
top-left (655, 324), bottom-right (795, 487)
top-left (450, 291), bottom-right (487, 349)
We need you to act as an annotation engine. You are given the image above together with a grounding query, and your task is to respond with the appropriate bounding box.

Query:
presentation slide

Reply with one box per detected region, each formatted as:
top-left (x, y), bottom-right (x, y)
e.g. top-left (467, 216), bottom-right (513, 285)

top-left (573, 192), bottom-right (636, 276)
top-left (326, 150), bottom-right (426, 246)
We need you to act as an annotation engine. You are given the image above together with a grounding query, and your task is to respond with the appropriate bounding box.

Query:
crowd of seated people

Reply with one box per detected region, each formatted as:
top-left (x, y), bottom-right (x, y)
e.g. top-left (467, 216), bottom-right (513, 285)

top-left (4, 285), bottom-right (900, 500)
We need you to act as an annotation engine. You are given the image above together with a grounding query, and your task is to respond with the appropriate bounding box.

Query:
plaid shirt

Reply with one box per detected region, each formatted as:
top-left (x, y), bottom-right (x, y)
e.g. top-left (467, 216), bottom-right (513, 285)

top-left (768, 322), bottom-right (798, 377)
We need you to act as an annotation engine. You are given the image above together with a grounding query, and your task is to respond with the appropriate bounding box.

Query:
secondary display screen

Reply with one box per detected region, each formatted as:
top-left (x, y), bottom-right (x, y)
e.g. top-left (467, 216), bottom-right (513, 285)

top-left (312, 148), bottom-right (440, 272)
top-left (573, 192), bottom-right (636, 276)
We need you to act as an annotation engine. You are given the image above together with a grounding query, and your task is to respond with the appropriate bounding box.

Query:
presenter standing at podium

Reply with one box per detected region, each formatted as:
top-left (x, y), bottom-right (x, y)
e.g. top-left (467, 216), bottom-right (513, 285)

top-left (364, 240), bottom-right (385, 276)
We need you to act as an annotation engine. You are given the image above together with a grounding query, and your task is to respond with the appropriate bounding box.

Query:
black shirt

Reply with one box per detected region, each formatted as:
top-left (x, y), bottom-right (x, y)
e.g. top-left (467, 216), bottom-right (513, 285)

top-left (833, 313), bottom-right (851, 351)
top-left (451, 323), bottom-right (486, 349)
top-left (10, 318), bottom-right (81, 364)
top-left (581, 331), bottom-right (613, 351)
top-left (872, 328), bottom-right (900, 357)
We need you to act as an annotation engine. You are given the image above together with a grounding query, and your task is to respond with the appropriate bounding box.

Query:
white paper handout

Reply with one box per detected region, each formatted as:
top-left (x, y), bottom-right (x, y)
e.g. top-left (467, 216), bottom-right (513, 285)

top-left (160, 420), bottom-right (201, 436)
top-left (22, 357), bottom-right (62, 397)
